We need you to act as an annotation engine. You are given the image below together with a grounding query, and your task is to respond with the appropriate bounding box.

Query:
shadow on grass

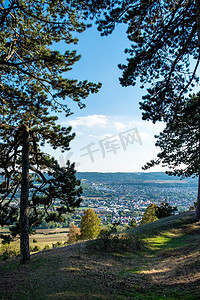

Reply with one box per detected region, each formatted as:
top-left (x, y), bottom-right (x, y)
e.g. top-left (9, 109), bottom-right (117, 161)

top-left (1, 211), bottom-right (200, 300)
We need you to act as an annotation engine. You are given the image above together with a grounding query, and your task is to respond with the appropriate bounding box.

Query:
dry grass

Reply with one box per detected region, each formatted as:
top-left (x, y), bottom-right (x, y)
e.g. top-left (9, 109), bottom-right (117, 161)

top-left (1, 211), bottom-right (200, 299)
top-left (0, 229), bottom-right (70, 258)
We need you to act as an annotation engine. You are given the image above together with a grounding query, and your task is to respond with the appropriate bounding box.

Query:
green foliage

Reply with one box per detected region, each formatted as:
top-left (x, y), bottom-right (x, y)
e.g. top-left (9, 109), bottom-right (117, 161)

top-left (0, 244), bottom-right (20, 261)
top-left (156, 202), bottom-right (178, 219)
top-left (80, 209), bottom-right (101, 239)
top-left (30, 245), bottom-right (41, 252)
top-left (37, 215), bottom-right (72, 229)
top-left (130, 218), bottom-right (137, 228)
top-left (52, 241), bottom-right (63, 248)
top-left (98, 222), bottom-right (120, 238)
top-left (83, 1), bottom-right (199, 122)
top-left (143, 93), bottom-right (200, 178)
top-left (143, 92), bottom-right (200, 219)
top-left (43, 245), bottom-right (50, 250)
top-left (33, 239), bottom-right (38, 243)
top-left (0, 1), bottom-right (101, 107)
top-left (140, 204), bottom-right (158, 226)
top-left (91, 231), bottom-right (143, 253)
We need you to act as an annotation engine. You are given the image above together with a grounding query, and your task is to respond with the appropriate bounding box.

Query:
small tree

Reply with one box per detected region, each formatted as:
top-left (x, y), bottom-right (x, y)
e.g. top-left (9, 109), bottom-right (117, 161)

top-left (140, 204), bottom-right (158, 226)
top-left (130, 218), bottom-right (136, 228)
top-left (68, 222), bottom-right (81, 244)
top-left (156, 202), bottom-right (178, 219)
top-left (80, 209), bottom-right (101, 239)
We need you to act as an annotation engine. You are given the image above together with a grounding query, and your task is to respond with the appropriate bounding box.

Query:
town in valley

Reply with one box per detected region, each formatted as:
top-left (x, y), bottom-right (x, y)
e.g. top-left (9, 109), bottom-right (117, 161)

top-left (71, 172), bottom-right (198, 226)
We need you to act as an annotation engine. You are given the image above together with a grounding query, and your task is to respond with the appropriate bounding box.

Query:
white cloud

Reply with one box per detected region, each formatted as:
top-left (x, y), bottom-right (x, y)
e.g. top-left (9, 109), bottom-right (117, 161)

top-left (113, 121), bottom-right (127, 132)
top-left (88, 133), bottom-right (116, 140)
top-left (99, 133), bottom-right (116, 140)
top-left (67, 115), bottom-right (108, 128)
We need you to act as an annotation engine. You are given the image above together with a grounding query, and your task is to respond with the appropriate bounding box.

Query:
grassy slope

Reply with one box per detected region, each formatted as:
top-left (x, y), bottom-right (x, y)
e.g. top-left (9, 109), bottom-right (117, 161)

top-left (0, 211), bottom-right (200, 300)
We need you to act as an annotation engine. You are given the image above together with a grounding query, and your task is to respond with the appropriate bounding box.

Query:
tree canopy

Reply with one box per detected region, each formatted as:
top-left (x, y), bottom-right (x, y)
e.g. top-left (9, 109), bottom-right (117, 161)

top-left (143, 93), bottom-right (200, 219)
top-left (80, 208), bottom-right (101, 239)
top-left (79, 0), bottom-right (200, 220)
top-left (143, 93), bottom-right (200, 177)
top-left (79, 0), bottom-right (200, 122)
top-left (140, 203), bottom-right (158, 225)
top-left (1, 0), bottom-right (101, 109)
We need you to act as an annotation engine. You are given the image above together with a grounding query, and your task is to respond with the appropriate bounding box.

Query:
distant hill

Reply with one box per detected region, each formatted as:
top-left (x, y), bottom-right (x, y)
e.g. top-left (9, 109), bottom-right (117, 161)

top-left (77, 172), bottom-right (197, 184)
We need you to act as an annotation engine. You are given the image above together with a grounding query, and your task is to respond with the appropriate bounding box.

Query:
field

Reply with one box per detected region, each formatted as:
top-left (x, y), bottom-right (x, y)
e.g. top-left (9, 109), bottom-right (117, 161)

top-left (1, 211), bottom-right (200, 299)
top-left (0, 228), bottom-right (69, 257)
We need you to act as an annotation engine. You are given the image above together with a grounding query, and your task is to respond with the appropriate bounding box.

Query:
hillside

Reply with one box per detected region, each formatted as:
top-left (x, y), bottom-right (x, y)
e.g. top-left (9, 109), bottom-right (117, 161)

top-left (0, 211), bottom-right (200, 299)
top-left (77, 172), bottom-right (197, 185)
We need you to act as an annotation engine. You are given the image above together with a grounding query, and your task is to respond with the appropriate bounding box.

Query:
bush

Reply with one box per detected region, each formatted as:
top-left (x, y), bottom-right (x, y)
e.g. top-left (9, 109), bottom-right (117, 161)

top-left (68, 223), bottom-right (81, 244)
top-left (30, 245), bottom-right (41, 252)
top-left (43, 245), bottom-right (50, 250)
top-left (89, 223), bottom-right (143, 253)
top-left (52, 241), bottom-right (62, 248)
top-left (90, 233), bottom-right (143, 253)
top-left (33, 239), bottom-right (38, 243)
top-left (156, 201), bottom-right (178, 219)
top-left (0, 247), bottom-right (20, 260)
top-left (130, 218), bottom-right (137, 228)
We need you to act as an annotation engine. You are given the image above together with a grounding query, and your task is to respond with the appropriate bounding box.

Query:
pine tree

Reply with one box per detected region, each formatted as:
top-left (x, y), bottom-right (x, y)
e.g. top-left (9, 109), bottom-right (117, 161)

top-left (80, 1), bottom-right (200, 221)
top-left (143, 93), bottom-right (200, 220)
top-left (0, 1), bottom-right (101, 263)
top-left (80, 209), bottom-right (101, 239)
top-left (81, 0), bottom-right (200, 122)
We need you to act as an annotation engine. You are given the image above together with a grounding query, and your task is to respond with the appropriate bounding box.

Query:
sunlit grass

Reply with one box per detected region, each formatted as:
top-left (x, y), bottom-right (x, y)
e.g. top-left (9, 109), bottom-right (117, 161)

top-left (144, 235), bottom-right (172, 250)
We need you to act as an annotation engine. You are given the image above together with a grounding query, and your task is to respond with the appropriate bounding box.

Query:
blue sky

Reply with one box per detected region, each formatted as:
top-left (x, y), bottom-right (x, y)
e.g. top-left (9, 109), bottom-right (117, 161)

top-left (47, 24), bottom-right (167, 172)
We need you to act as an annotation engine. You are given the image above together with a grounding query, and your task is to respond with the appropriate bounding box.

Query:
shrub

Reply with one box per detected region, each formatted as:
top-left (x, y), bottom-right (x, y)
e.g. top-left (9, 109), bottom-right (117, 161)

top-left (43, 245), bottom-right (50, 250)
top-left (156, 201), bottom-right (178, 219)
top-left (52, 241), bottom-right (62, 248)
top-left (0, 247), bottom-right (20, 260)
top-left (90, 222), bottom-right (143, 253)
top-left (33, 239), bottom-right (38, 243)
top-left (130, 218), bottom-right (137, 228)
top-left (90, 233), bottom-right (143, 253)
top-left (30, 245), bottom-right (41, 252)
top-left (68, 223), bottom-right (81, 244)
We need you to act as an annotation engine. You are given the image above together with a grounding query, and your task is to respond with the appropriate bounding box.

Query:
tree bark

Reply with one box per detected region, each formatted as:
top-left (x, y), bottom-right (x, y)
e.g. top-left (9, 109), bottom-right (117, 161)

top-left (20, 124), bottom-right (30, 263)
top-left (193, 2), bottom-right (200, 221)
top-left (195, 174), bottom-right (200, 221)
top-left (194, 87), bottom-right (200, 221)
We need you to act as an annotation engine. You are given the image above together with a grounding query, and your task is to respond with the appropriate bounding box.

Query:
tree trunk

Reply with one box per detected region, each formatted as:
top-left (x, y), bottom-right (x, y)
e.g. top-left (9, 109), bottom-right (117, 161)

top-left (20, 124), bottom-right (30, 263)
top-left (195, 174), bottom-right (200, 221)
